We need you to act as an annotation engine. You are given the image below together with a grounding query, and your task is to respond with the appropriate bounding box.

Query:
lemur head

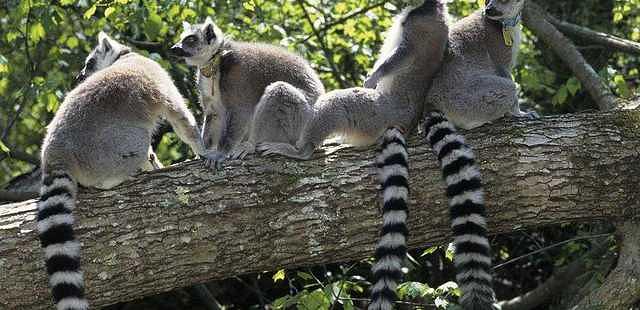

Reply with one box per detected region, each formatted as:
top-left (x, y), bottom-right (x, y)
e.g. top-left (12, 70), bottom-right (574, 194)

top-left (76, 31), bottom-right (130, 83)
top-left (169, 17), bottom-right (225, 67)
top-left (484, 0), bottom-right (525, 23)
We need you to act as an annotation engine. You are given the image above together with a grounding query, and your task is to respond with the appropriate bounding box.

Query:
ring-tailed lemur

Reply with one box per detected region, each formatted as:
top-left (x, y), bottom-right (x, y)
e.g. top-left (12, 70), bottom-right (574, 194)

top-left (426, 0), bottom-right (535, 130)
top-left (38, 32), bottom-right (218, 310)
top-left (169, 17), bottom-right (325, 169)
top-left (252, 1), bottom-right (448, 309)
top-left (416, 0), bottom-right (533, 308)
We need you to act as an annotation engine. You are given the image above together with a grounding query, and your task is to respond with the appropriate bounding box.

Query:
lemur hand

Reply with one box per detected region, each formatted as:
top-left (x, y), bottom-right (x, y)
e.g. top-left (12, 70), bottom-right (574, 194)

top-left (201, 149), bottom-right (226, 171)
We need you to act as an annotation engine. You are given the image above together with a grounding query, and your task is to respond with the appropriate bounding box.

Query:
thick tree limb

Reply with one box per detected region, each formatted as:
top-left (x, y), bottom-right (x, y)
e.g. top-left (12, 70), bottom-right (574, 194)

top-left (1, 111), bottom-right (639, 309)
top-left (574, 221), bottom-right (640, 309)
top-left (547, 15), bottom-right (640, 55)
top-left (523, 2), bottom-right (622, 111)
top-left (498, 237), bottom-right (611, 310)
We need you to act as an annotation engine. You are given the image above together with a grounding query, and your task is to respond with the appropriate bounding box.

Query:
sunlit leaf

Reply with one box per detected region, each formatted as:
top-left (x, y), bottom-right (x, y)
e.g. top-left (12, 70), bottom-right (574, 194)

top-left (29, 22), bottom-right (45, 44)
top-left (272, 269), bottom-right (286, 282)
top-left (84, 4), bottom-right (97, 19)
top-left (0, 140), bottom-right (10, 154)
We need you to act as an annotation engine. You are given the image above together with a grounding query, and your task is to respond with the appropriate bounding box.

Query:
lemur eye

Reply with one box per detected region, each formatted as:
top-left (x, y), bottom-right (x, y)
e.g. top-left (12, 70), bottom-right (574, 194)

top-left (184, 35), bottom-right (198, 45)
top-left (86, 58), bottom-right (96, 70)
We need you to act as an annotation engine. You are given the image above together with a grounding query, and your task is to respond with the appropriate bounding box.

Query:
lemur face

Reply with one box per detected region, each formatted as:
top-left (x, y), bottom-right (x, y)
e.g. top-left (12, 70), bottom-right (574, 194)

top-left (484, 0), bottom-right (525, 21)
top-left (76, 31), bottom-right (130, 83)
top-left (169, 17), bottom-right (225, 67)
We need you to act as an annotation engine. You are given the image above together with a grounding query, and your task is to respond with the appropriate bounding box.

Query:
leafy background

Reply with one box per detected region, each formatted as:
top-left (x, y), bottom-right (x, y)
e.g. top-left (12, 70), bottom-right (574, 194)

top-left (1, 0), bottom-right (638, 308)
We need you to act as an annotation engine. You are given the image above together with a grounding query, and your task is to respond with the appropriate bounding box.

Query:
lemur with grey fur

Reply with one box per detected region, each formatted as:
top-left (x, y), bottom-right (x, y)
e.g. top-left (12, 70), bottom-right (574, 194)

top-left (169, 17), bottom-right (325, 168)
top-left (253, 1), bottom-right (448, 309)
top-left (38, 32), bottom-right (217, 310)
top-left (426, 0), bottom-right (534, 129)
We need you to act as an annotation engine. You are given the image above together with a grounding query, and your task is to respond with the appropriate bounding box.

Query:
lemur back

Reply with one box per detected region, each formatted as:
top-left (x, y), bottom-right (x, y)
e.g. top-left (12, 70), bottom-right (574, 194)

top-left (170, 19), bottom-right (325, 167)
top-left (38, 33), bottom-right (214, 310)
top-left (426, 0), bottom-right (533, 129)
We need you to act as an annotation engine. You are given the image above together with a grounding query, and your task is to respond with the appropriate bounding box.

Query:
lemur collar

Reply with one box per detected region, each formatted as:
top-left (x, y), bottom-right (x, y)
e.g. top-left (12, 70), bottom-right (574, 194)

top-left (500, 13), bottom-right (521, 47)
top-left (200, 50), bottom-right (223, 78)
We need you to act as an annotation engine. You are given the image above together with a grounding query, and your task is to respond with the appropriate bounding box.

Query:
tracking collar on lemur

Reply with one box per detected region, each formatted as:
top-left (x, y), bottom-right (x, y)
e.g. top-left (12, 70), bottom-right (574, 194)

top-left (200, 40), bottom-right (228, 79)
top-left (500, 12), bottom-right (521, 47)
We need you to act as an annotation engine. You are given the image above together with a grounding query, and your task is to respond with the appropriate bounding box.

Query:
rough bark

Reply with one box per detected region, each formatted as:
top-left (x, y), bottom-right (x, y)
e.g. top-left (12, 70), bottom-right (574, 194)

top-left (1, 110), bottom-right (640, 309)
top-left (574, 221), bottom-right (640, 309)
top-left (523, 1), bottom-right (622, 111)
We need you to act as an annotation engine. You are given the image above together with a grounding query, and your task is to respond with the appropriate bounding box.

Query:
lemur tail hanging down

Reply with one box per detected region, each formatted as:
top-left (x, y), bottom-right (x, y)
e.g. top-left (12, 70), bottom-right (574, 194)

top-left (425, 112), bottom-right (494, 309)
top-left (369, 128), bottom-right (410, 310)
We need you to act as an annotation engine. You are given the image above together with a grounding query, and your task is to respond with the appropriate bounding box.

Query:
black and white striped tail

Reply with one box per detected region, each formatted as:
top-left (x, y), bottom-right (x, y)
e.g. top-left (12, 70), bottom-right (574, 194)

top-left (37, 171), bottom-right (89, 310)
top-left (369, 127), bottom-right (409, 310)
top-left (424, 112), bottom-right (495, 310)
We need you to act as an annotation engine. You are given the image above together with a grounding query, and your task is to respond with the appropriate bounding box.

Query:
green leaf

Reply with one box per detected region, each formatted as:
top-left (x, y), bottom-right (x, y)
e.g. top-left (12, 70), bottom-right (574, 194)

top-left (297, 289), bottom-right (330, 310)
top-left (296, 271), bottom-right (314, 281)
top-left (105, 7), bottom-right (116, 17)
top-left (0, 139), bottom-right (10, 153)
top-left (60, 0), bottom-right (75, 6)
top-left (29, 22), bottom-right (45, 44)
top-left (421, 245), bottom-right (439, 257)
top-left (144, 13), bottom-right (163, 40)
top-left (273, 269), bottom-right (286, 282)
top-left (566, 77), bottom-right (581, 96)
top-left (397, 281), bottom-right (433, 299)
top-left (84, 4), bottom-right (97, 19)
top-left (552, 86), bottom-right (569, 105)
top-left (445, 243), bottom-right (455, 262)
top-left (66, 36), bottom-right (79, 49)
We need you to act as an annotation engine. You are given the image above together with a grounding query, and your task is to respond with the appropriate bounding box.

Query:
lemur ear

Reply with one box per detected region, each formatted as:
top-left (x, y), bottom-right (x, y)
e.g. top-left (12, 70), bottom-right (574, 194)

top-left (182, 21), bottom-right (191, 32)
top-left (98, 31), bottom-right (112, 52)
top-left (203, 17), bottom-right (217, 44)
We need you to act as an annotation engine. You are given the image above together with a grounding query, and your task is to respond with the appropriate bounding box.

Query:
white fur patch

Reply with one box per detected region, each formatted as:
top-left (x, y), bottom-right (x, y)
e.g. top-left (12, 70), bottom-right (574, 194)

top-left (377, 143), bottom-right (408, 164)
top-left (383, 210), bottom-right (408, 227)
top-left (41, 178), bottom-right (75, 196)
top-left (450, 189), bottom-right (484, 206)
top-left (50, 270), bottom-right (84, 288)
top-left (455, 252), bottom-right (492, 266)
top-left (377, 233), bottom-right (406, 249)
top-left (38, 195), bottom-right (75, 212)
top-left (378, 164), bottom-right (409, 183)
top-left (440, 148), bottom-right (475, 169)
top-left (56, 296), bottom-right (89, 310)
top-left (451, 214), bottom-right (487, 229)
top-left (383, 186), bottom-right (409, 202)
top-left (432, 134), bottom-right (466, 157)
top-left (37, 214), bottom-right (75, 234)
top-left (44, 241), bottom-right (81, 260)
top-left (445, 165), bottom-right (480, 187)
top-left (454, 234), bottom-right (490, 248)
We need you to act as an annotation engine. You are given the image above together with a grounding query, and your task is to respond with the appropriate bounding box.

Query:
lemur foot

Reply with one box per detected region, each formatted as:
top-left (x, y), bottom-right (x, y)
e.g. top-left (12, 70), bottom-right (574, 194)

top-left (512, 110), bottom-right (540, 119)
top-left (256, 142), bottom-right (313, 160)
top-left (201, 150), bottom-right (226, 170)
top-left (228, 142), bottom-right (255, 160)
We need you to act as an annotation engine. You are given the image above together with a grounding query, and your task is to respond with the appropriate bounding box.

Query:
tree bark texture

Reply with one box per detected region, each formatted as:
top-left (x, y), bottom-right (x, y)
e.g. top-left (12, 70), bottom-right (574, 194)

top-left (523, 1), bottom-right (622, 111)
top-left (1, 110), bottom-right (640, 309)
top-left (574, 221), bottom-right (640, 309)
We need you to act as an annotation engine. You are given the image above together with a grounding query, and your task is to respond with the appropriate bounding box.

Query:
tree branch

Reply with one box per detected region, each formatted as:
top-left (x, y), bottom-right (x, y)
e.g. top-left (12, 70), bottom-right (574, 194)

top-left (547, 15), bottom-right (640, 56)
top-left (574, 221), bottom-right (640, 309)
top-left (523, 1), bottom-right (622, 111)
top-left (1, 110), bottom-right (639, 309)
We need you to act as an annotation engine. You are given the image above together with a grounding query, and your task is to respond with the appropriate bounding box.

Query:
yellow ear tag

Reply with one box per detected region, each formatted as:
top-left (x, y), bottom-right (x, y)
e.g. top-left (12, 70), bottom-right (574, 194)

top-left (502, 27), bottom-right (514, 47)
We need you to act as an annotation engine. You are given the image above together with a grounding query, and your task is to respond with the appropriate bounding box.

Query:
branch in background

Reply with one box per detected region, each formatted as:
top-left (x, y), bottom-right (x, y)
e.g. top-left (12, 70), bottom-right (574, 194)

top-left (523, 1), bottom-right (622, 111)
top-left (296, 0), bottom-right (350, 88)
top-left (0, 189), bottom-right (38, 202)
top-left (547, 15), bottom-right (640, 56)
top-left (126, 38), bottom-right (165, 54)
top-left (574, 221), bottom-right (640, 309)
top-left (498, 237), bottom-right (612, 310)
top-left (1, 110), bottom-right (640, 309)
top-left (0, 149), bottom-right (39, 166)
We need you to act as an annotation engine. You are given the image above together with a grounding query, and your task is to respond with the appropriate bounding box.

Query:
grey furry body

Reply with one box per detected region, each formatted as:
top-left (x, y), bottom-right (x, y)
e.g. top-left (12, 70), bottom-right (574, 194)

top-left (426, 9), bottom-right (530, 129)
